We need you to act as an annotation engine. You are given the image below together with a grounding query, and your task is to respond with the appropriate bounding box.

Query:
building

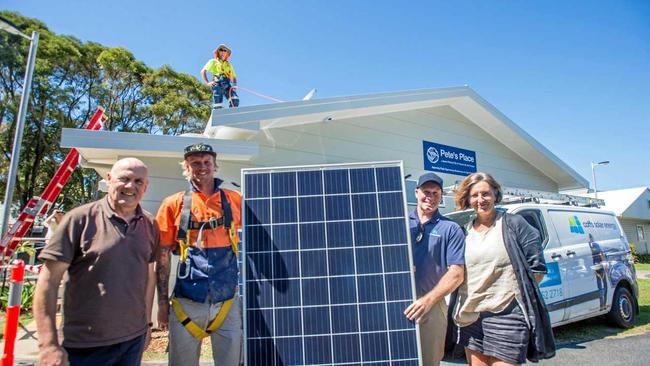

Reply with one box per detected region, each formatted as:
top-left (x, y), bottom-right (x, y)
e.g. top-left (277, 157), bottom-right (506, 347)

top-left (596, 187), bottom-right (650, 254)
top-left (61, 86), bottom-right (589, 214)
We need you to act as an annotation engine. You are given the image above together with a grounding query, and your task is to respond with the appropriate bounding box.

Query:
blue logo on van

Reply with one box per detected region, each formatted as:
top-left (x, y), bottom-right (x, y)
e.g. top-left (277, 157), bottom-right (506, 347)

top-left (568, 215), bottom-right (585, 234)
top-left (539, 262), bottom-right (562, 288)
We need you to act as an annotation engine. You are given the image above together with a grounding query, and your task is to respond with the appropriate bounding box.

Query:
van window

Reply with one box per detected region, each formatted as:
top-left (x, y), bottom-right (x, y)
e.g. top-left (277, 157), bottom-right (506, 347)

top-left (445, 208), bottom-right (508, 229)
top-left (445, 210), bottom-right (476, 229)
top-left (516, 209), bottom-right (548, 247)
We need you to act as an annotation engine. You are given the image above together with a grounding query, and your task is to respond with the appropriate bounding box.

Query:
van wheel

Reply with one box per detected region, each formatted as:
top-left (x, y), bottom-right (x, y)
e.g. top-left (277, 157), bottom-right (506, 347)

top-left (607, 286), bottom-right (635, 328)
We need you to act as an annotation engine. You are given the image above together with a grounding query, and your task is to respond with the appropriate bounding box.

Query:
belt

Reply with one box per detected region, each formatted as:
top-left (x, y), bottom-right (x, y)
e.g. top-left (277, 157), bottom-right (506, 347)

top-left (188, 217), bottom-right (225, 230)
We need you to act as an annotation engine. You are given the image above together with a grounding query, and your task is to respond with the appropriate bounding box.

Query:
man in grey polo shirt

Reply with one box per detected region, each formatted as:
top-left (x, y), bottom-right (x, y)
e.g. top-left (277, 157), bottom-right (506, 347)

top-left (34, 157), bottom-right (159, 366)
top-left (404, 172), bottom-right (465, 366)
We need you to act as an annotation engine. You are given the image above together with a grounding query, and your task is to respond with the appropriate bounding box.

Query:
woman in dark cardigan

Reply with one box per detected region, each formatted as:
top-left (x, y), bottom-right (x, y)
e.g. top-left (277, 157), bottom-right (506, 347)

top-left (453, 172), bottom-right (555, 365)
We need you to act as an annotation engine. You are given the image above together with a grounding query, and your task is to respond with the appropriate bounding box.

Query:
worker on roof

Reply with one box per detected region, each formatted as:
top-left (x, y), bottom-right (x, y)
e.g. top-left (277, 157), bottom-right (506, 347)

top-left (155, 143), bottom-right (242, 366)
top-left (201, 44), bottom-right (239, 110)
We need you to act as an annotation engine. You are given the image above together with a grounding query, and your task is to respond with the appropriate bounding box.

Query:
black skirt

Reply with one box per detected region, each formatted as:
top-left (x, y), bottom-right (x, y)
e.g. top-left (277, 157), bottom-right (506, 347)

top-left (458, 301), bottom-right (530, 364)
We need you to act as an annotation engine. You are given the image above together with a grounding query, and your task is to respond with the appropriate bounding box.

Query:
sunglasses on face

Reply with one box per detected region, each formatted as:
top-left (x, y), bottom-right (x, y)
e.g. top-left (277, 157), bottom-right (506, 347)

top-left (415, 223), bottom-right (425, 243)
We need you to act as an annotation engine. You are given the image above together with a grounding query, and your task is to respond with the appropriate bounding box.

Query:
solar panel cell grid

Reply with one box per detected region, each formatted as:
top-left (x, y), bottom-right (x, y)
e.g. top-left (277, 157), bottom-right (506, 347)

top-left (243, 163), bottom-right (421, 366)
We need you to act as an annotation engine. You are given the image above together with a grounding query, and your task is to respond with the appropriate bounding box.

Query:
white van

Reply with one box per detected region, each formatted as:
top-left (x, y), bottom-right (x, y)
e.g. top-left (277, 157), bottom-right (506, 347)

top-left (446, 204), bottom-right (639, 328)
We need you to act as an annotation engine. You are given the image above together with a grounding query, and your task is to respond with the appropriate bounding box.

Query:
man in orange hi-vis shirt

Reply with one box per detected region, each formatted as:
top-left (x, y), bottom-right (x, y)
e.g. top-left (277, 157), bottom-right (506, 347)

top-left (155, 143), bottom-right (242, 366)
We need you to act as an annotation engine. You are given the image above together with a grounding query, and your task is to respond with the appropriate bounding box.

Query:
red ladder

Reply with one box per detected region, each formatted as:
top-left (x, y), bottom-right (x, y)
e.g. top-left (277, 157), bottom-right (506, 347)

top-left (1, 107), bottom-right (107, 256)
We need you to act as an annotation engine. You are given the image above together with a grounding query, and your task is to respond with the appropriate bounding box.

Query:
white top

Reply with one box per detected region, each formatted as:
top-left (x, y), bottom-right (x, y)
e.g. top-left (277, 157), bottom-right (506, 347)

top-left (454, 212), bottom-right (521, 327)
top-left (43, 220), bottom-right (58, 241)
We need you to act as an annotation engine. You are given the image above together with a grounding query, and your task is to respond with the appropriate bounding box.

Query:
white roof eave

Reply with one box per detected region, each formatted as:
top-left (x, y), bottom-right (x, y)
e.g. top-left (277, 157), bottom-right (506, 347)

top-left (207, 86), bottom-right (471, 130)
top-left (60, 129), bottom-right (259, 166)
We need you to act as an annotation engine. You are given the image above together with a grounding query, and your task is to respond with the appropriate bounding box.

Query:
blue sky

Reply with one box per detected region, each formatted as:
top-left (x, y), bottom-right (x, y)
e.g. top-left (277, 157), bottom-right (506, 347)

top-left (4, 0), bottom-right (649, 191)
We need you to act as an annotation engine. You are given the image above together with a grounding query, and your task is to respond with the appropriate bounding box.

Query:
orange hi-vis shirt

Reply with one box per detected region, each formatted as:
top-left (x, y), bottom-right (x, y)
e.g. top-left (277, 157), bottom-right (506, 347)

top-left (156, 187), bottom-right (242, 249)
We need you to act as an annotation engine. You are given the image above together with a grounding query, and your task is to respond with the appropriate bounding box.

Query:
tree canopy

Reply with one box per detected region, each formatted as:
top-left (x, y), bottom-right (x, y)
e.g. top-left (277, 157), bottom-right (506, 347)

top-left (0, 11), bottom-right (211, 214)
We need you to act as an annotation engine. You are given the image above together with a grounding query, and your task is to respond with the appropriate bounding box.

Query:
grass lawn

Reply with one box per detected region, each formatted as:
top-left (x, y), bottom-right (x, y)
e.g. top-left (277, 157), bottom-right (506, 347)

top-left (635, 263), bottom-right (650, 271)
top-left (552, 278), bottom-right (650, 344)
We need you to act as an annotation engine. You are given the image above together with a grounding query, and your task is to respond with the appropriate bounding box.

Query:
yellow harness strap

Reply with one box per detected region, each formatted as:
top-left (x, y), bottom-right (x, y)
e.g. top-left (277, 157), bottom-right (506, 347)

top-left (178, 239), bottom-right (189, 263)
top-left (173, 225), bottom-right (240, 340)
top-left (229, 226), bottom-right (239, 258)
top-left (171, 297), bottom-right (235, 340)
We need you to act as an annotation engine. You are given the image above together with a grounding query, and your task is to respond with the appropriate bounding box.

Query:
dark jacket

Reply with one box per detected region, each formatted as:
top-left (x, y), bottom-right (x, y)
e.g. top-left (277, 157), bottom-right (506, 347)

top-left (502, 213), bottom-right (556, 362)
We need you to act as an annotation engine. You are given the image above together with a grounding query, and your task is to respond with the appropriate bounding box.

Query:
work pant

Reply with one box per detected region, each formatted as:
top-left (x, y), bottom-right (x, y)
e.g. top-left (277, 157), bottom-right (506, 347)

top-left (66, 333), bottom-right (146, 366)
top-left (418, 299), bottom-right (448, 366)
top-left (169, 296), bottom-right (242, 366)
top-left (212, 77), bottom-right (239, 108)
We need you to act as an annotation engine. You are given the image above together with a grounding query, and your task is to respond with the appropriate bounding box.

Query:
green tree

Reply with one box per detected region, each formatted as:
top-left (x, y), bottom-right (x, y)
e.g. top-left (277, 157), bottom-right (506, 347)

top-left (0, 11), bottom-right (211, 215)
top-left (144, 65), bottom-right (211, 135)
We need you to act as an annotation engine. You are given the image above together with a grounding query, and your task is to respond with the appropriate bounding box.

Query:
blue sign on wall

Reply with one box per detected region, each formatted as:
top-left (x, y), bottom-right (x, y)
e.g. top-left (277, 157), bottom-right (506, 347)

top-left (422, 141), bottom-right (477, 176)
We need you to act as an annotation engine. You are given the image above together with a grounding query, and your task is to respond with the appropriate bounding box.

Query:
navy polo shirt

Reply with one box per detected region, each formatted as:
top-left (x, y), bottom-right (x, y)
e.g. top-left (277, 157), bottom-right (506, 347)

top-left (410, 210), bottom-right (465, 298)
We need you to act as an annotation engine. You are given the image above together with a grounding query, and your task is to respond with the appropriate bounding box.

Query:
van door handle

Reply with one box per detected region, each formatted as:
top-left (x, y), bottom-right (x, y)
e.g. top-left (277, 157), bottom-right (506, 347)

top-left (551, 253), bottom-right (562, 260)
top-left (566, 250), bottom-right (576, 257)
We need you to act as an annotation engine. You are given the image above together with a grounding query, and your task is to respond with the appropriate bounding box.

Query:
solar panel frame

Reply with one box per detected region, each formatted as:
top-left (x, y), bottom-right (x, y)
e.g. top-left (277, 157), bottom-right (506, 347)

top-left (241, 161), bottom-right (422, 366)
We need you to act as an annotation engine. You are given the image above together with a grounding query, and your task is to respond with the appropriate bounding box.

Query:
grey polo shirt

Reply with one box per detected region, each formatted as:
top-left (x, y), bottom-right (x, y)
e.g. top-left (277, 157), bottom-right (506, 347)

top-left (39, 197), bottom-right (159, 348)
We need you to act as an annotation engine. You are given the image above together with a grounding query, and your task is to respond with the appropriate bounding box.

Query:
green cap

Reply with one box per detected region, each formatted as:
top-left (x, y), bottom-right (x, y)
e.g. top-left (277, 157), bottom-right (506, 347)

top-left (184, 143), bottom-right (216, 159)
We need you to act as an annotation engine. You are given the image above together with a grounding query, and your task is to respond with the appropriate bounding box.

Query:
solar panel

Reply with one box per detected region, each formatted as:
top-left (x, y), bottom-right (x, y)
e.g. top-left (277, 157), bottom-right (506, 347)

top-left (242, 162), bottom-right (421, 366)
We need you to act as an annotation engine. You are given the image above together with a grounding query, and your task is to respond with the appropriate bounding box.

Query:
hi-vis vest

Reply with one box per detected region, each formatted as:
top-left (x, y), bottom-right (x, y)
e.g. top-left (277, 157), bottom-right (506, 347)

top-left (203, 58), bottom-right (236, 80)
top-left (174, 188), bottom-right (239, 304)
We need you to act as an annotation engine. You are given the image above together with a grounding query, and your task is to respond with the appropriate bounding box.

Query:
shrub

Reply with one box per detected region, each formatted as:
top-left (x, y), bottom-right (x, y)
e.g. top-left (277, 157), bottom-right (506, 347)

top-left (0, 242), bottom-right (38, 313)
top-left (0, 281), bottom-right (36, 313)
top-left (636, 254), bottom-right (650, 264)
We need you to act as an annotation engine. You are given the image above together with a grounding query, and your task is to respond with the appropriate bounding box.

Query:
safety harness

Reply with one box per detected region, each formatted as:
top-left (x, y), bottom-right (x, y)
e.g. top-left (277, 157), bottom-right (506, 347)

top-left (171, 189), bottom-right (239, 340)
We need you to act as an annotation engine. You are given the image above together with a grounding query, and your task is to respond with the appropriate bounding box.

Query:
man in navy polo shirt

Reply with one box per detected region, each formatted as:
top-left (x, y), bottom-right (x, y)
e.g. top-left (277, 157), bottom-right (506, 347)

top-left (404, 172), bottom-right (465, 366)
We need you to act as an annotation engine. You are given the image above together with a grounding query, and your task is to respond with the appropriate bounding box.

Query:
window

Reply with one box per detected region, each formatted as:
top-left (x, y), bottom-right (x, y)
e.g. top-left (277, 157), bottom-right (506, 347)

top-left (517, 209), bottom-right (549, 247)
top-left (405, 179), bottom-right (417, 206)
top-left (405, 179), bottom-right (446, 209)
top-left (637, 225), bottom-right (646, 241)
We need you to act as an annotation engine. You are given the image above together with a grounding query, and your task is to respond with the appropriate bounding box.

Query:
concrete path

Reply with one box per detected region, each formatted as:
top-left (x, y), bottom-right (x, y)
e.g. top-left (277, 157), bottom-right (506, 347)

top-left (441, 332), bottom-right (650, 366)
top-left (11, 319), bottom-right (215, 365)
top-left (636, 269), bottom-right (650, 279)
top-left (14, 321), bottom-right (650, 366)
top-left (12, 319), bottom-right (39, 365)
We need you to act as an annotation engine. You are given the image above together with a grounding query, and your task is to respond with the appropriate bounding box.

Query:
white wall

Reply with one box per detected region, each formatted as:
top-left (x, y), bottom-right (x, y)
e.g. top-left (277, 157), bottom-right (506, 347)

top-left (621, 218), bottom-right (650, 254)
top-left (251, 105), bottom-right (557, 190)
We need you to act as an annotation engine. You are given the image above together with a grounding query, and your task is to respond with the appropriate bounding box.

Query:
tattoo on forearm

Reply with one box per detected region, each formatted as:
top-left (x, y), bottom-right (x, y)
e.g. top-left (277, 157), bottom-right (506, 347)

top-left (156, 247), bottom-right (171, 305)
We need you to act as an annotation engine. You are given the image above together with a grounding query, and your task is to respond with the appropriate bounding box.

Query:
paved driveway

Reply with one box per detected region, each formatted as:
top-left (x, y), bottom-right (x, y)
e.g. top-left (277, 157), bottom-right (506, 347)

top-left (441, 332), bottom-right (650, 366)
top-left (16, 332), bottom-right (650, 365)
